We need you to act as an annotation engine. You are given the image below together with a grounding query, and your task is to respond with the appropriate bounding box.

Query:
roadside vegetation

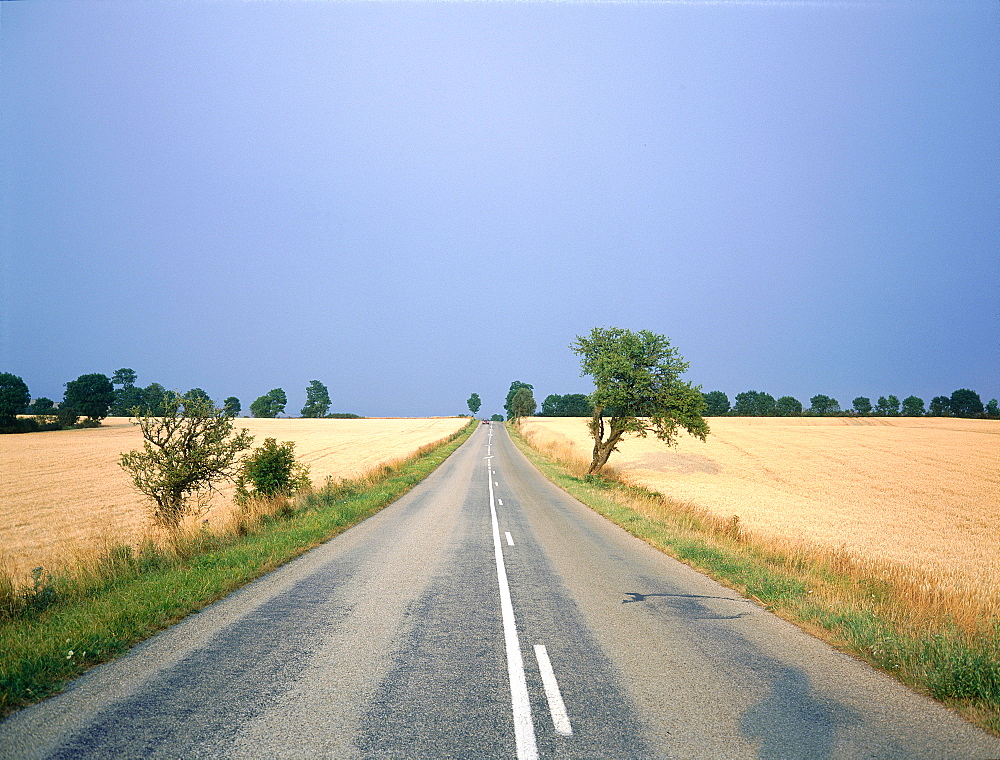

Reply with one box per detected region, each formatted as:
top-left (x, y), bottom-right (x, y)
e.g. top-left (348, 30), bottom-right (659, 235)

top-left (0, 419), bottom-right (475, 718)
top-left (508, 422), bottom-right (1000, 736)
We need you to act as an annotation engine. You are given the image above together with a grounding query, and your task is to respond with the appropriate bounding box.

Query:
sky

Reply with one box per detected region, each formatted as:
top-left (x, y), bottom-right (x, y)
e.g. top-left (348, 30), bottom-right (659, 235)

top-left (2, 0), bottom-right (997, 419)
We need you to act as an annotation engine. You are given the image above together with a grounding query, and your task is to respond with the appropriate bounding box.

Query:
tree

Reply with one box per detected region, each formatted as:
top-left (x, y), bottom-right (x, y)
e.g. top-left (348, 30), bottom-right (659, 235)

top-left (852, 397), bottom-right (872, 416)
top-left (901, 396), bottom-right (925, 416)
top-left (572, 327), bottom-right (708, 475)
top-left (808, 395), bottom-right (841, 416)
top-left (109, 368), bottom-right (143, 416)
top-left (301, 381), bottom-right (331, 418)
top-left (929, 396), bottom-right (952, 416)
top-left (508, 387), bottom-right (536, 420)
top-left (64, 373), bottom-right (115, 421)
top-left (467, 393), bottom-right (482, 416)
top-left (112, 368), bottom-right (137, 389)
top-left (985, 399), bottom-right (999, 419)
top-left (775, 396), bottom-right (803, 416)
top-left (0, 373), bottom-right (30, 425)
top-left (950, 388), bottom-right (983, 418)
top-left (186, 388), bottom-right (212, 405)
top-left (733, 391), bottom-right (776, 417)
top-left (30, 397), bottom-right (55, 414)
top-left (251, 388), bottom-right (287, 418)
top-left (490, 414), bottom-right (504, 422)
top-left (702, 391), bottom-right (730, 416)
top-left (541, 394), bottom-right (562, 416)
top-left (119, 395), bottom-right (253, 529)
top-left (874, 395), bottom-right (900, 416)
top-left (139, 383), bottom-right (172, 415)
top-left (540, 393), bottom-right (593, 416)
top-left (223, 397), bottom-right (242, 416)
top-left (504, 381), bottom-right (534, 421)
top-left (235, 438), bottom-right (311, 504)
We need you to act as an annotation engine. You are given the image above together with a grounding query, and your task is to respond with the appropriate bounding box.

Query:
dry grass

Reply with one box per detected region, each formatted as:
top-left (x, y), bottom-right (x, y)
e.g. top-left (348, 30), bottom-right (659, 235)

top-left (519, 416), bottom-right (1000, 631)
top-left (0, 417), bottom-right (468, 581)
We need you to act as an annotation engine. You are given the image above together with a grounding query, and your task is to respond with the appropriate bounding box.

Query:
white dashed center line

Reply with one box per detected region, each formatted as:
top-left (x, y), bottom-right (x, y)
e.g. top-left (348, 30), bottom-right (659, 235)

top-left (488, 460), bottom-right (538, 759)
top-left (505, 532), bottom-right (514, 546)
top-left (534, 645), bottom-right (573, 736)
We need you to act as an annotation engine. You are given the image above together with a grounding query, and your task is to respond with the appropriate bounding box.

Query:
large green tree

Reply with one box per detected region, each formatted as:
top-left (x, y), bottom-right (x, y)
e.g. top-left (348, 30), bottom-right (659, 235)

top-left (808, 394), bottom-right (841, 416)
top-left (702, 391), bottom-right (731, 416)
top-left (0, 373), bottom-right (30, 424)
top-left (223, 396), bottom-right (242, 416)
top-left (949, 388), bottom-right (983, 418)
top-left (572, 327), bottom-right (708, 474)
top-left (901, 395), bottom-right (925, 416)
top-left (301, 380), bottom-right (331, 418)
top-left (64, 373), bottom-right (115, 421)
top-left (733, 390), bottom-right (776, 417)
top-left (874, 395), bottom-right (900, 416)
top-left (775, 395), bottom-right (803, 417)
top-left (251, 388), bottom-right (287, 418)
top-left (852, 397), bottom-right (872, 415)
top-left (504, 381), bottom-right (534, 421)
top-left (508, 387), bottom-right (537, 420)
top-left (928, 396), bottom-right (952, 416)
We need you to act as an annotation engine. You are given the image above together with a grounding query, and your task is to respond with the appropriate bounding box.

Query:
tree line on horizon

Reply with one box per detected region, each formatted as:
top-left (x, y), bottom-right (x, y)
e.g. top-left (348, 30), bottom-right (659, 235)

top-left (490, 382), bottom-right (997, 421)
top-left (701, 388), bottom-right (997, 418)
top-left (0, 369), bottom-right (361, 434)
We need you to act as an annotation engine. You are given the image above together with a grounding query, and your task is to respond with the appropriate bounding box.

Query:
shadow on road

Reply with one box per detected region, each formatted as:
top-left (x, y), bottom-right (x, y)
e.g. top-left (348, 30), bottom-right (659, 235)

top-left (621, 591), bottom-right (753, 621)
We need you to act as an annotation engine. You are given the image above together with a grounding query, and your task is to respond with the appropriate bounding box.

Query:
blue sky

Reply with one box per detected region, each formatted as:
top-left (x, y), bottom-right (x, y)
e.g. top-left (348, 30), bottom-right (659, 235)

top-left (2, 0), bottom-right (997, 419)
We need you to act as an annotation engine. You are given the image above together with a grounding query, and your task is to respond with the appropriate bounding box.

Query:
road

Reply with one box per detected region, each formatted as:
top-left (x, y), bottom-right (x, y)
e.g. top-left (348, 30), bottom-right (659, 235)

top-left (1, 423), bottom-right (998, 759)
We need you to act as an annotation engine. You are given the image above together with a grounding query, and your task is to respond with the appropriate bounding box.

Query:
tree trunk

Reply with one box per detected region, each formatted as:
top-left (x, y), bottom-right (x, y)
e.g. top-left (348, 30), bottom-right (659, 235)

top-left (588, 411), bottom-right (624, 474)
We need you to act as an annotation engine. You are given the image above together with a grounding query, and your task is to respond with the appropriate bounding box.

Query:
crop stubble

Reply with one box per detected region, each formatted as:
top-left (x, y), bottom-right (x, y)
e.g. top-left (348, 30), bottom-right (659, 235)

top-left (520, 416), bottom-right (1000, 607)
top-left (0, 417), bottom-right (468, 580)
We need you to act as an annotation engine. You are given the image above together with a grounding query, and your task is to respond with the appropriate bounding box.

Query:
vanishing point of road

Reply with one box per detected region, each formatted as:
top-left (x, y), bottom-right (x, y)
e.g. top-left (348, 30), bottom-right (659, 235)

top-left (1, 424), bottom-right (998, 759)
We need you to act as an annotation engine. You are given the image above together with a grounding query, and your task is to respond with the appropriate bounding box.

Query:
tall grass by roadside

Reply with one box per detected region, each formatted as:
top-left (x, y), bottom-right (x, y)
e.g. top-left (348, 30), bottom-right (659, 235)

top-left (0, 420), bottom-right (476, 719)
top-left (509, 422), bottom-right (1000, 736)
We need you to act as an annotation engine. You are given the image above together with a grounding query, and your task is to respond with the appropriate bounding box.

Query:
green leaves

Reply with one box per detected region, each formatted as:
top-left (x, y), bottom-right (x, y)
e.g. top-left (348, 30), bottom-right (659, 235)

top-left (571, 327), bottom-right (708, 473)
top-left (119, 396), bottom-right (253, 529)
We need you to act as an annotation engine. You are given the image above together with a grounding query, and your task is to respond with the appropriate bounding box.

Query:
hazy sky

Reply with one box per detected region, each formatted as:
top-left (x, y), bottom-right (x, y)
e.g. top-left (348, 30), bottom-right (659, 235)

top-left (2, 0), bottom-right (997, 419)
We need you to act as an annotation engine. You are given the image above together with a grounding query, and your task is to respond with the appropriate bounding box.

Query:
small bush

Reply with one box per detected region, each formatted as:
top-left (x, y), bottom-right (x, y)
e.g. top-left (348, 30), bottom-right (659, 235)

top-left (235, 438), bottom-right (311, 505)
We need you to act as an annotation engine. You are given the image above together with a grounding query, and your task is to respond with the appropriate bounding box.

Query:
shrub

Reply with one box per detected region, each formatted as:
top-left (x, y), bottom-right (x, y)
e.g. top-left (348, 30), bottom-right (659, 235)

top-left (235, 438), bottom-right (311, 505)
top-left (119, 396), bottom-right (253, 529)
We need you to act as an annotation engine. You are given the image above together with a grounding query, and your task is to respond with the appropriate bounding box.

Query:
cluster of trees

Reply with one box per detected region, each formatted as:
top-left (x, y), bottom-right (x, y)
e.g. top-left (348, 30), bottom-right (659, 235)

top-left (540, 393), bottom-right (593, 417)
top-left (497, 384), bottom-right (592, 421)
top-left (504, 381), bottom-right (537, 420)
top-left (0, 370), bottom-right (361, 434)
top-left (702, 388), bottom-right (997, 418)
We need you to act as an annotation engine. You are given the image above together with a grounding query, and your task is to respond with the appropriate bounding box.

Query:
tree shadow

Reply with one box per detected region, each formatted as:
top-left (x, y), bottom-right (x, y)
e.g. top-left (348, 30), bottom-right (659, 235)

top-left (621, 591), bottom-right (753, 620)
top-left (739, 661), bottom-right (864, 760)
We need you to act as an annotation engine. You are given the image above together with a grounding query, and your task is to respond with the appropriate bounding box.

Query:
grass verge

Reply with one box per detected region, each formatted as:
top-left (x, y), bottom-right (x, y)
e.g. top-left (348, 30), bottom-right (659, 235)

top-left (507, 422), bottom-right (1000, 736)
top-left (0, 420), bottom-right (476, 719)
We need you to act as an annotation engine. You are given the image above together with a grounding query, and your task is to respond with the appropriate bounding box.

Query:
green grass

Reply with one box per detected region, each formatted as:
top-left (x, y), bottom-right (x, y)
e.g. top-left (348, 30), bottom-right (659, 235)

top-left (0, 420), bottom-right (476, 718)
top-left (507, 423), bottom-right (1000, 736)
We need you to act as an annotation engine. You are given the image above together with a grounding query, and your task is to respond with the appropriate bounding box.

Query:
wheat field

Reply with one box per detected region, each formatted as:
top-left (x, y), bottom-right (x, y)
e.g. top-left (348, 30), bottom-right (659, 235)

top-left (0, 417), bottom-right (468, 580)
top-left (520, 416), bottom-right (1000, 606)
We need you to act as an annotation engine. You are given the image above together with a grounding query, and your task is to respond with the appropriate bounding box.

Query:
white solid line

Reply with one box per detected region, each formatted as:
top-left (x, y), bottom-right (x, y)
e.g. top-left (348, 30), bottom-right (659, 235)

top-left (489, 465), bottom-right (538, 759)
top-left (505, 531), bottom-right (514, 546)
top-left (534, 645), bottom-right (573, 736)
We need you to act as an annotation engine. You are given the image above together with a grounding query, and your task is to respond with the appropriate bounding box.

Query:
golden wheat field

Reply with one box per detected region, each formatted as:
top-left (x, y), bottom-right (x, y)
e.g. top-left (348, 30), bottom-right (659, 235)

top-left (520, 416), bottom-right (1000, 601)
top-left (0, 417), bottom-right (468, 580)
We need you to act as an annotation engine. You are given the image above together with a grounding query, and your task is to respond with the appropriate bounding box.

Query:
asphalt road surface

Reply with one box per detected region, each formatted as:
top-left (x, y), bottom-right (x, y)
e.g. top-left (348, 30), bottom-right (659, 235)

top-left (2, 423), bottom-right (998, 759)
